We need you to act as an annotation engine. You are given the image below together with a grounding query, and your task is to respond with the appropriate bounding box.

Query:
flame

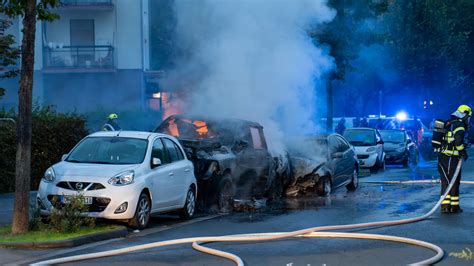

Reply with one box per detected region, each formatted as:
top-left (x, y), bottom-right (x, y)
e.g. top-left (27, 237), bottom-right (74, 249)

top-left (193, 121), bottom-right (209, 136)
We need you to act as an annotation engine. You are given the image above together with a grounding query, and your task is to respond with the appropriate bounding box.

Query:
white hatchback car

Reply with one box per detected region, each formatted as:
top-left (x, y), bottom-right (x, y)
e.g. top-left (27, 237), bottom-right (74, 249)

top-left (343, 128), bottom-right (386, 173)
top-left (37, 131), bottom-right (197, 229)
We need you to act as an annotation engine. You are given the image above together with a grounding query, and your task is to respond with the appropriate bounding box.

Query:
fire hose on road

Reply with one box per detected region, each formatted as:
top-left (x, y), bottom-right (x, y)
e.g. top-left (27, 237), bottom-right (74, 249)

top-left (33, 160), bottom-right (466, 266)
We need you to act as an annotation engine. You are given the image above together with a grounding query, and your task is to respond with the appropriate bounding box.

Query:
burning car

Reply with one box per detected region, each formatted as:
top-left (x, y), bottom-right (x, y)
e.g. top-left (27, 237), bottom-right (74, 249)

top-left (155, 115), bottom-right (289, 211)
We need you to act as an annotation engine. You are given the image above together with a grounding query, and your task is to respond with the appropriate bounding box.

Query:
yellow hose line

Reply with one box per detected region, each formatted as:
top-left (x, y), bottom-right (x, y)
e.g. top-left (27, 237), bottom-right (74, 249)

top-left (32, 160), bottom-right (463, 266)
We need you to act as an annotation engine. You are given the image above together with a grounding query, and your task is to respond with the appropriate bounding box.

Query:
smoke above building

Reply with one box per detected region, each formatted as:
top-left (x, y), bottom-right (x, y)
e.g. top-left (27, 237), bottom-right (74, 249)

top-left (161, 0), bottom-right (336, 154)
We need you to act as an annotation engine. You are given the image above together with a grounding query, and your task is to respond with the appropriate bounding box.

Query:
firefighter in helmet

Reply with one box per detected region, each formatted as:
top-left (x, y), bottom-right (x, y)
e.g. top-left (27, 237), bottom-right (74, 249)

top-left (438, 105), bottom-right (471, 213)
top-left (102, 113), bottom-right (121, 131)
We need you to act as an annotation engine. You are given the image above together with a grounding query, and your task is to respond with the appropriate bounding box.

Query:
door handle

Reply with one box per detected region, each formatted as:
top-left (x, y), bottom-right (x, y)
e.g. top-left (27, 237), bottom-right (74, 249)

top-left (168, 172), bottom-right (174, 176)
top-left (184, 169), bottom-right (190, 173)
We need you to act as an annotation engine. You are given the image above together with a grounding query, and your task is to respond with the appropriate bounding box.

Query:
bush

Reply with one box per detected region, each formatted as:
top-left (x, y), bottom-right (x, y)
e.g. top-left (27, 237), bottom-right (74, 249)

top-left (30, 194), bottom-right (95, 233)
top-left (0, 106), bottom-right (89, 193)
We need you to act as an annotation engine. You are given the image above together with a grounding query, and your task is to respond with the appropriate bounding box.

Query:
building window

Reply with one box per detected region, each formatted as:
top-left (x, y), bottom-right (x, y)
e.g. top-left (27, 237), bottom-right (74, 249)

top-left (70, 19), bottom-right (94, 46)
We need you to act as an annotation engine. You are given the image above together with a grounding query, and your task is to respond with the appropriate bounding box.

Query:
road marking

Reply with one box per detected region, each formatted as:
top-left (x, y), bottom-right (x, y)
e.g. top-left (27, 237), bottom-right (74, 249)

top-left (7, 214), bottom-right (223, 265)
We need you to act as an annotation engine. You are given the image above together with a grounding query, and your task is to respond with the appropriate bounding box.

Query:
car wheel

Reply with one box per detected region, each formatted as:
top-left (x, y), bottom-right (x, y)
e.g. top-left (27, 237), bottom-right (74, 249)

top-left (402, 157), bottom-right (409, 168)
top-left (346, 168), bottom-right (358, 191)
top-left (370, 159), bottom-right (379, 174)
top-left (217, 174), bottom-right (234, 213)
top-left (317, 176), bottom-right (331, 196)
top-left (380, 159), bottom-right (386, 172)
top-left (128, 192), bottom-right (151, 230)
top-left (179, 187), bottom-right (196, 220)
top-left (411, 153), bottom-right (419, 166)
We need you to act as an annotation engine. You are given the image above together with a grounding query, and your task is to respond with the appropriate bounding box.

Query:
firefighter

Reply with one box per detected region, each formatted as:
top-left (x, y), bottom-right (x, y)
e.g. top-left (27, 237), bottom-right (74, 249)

top-left (438, 105), bottom-right (471, 214)
top-left (102, 113), bottom-right (121, 131)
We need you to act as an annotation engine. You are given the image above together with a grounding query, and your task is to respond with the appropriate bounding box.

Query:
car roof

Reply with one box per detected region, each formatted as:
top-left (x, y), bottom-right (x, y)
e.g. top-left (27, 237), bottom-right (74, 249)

top-left (380, 129), bottom-right (405, 132)
top-left (88, 131), bottom-right (168, 140)
top-left (345, 127), bottom-right (375, 131)
top-left (165, 114), bottom-right (264, 128)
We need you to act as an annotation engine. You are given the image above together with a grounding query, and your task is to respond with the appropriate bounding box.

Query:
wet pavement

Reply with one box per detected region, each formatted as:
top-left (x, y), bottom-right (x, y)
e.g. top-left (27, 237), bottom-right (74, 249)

top-left (1, 149), bottom-right (474, 265)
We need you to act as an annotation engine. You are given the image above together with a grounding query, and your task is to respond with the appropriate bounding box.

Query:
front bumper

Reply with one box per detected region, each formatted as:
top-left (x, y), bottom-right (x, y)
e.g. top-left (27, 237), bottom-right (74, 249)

top-left (357, 153), bottom-right (378, 168)
top-left (385, 151), bottom-right (407, 164)
top-left (36, 179), bottom-right (143, 220)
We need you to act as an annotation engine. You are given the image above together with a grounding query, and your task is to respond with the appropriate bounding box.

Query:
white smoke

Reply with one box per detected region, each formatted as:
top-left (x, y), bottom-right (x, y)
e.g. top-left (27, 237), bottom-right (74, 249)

top-left (164, 0), bottom-right (336, 154)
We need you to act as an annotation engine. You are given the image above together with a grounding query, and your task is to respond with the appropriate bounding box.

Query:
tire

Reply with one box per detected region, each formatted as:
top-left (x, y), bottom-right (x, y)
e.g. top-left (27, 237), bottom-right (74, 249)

top-left (128, 192), bottom-right (151, 230)
top-left (370, 159), bottom-right (379, 174)
top-left (217, 174), bottom-right (234, 212)
top-left (402, 157), bottom-right (409, 168)
top-left (179, 187), bottom-right (196, 220)
top-left (411, 153), bottom-right (419, 166)
top-left (316, 176), bottom-right (331, 196)
top-left (346, 168), bottom-right (358, 191)
top-left (380, 159), bottom-right (386, 172)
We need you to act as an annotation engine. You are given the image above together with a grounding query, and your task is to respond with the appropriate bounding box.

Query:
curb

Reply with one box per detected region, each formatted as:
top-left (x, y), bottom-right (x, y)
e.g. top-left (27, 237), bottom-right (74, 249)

top-left (0, 226), bottom-right (128, 249)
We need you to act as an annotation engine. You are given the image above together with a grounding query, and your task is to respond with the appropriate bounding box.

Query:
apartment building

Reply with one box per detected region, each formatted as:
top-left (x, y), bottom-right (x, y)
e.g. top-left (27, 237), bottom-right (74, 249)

top-left (0, 0), bottom-right (171, 113)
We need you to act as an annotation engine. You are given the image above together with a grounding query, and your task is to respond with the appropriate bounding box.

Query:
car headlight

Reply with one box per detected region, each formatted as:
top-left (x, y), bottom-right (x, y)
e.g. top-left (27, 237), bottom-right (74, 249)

top-left (366, 147), bottom-right (377, 153)
top-left (108, 171), bottom-right (135, 186)
top-left (396, 147), bottom-right (406, 152)
top-left (43, 167), bottom-right (55, 183)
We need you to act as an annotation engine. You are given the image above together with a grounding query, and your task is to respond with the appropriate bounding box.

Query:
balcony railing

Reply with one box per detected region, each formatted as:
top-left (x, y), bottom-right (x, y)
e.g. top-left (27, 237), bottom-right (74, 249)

top-left (43, 45), bottom-right (115, 71)
top-left (59, 0), bottom-right (113, 9)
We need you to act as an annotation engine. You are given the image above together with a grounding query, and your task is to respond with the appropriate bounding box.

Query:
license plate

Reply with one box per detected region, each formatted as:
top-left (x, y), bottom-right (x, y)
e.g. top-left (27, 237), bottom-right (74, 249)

top-left (60, 195), bottom-right (93, 205)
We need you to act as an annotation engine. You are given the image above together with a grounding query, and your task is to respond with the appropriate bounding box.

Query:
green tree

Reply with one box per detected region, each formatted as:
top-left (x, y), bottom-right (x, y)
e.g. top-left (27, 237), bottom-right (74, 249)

top-left (0, 0), bottom-right (59, 234)
top-left (0, 18), bottom-right (20, 99)
top-left (384, 0), bottom-right (472, 114)
top-left (312, 0), bottom-right (389, 131)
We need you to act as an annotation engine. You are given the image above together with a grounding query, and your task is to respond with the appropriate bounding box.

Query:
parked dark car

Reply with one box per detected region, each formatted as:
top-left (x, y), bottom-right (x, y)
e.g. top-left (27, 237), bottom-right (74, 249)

top-left (155, 114), bottom-right (288, 211)
top-left (285, 134), bottom-right (359, 197)
top-left (380, 129), bottom-right (419, 167)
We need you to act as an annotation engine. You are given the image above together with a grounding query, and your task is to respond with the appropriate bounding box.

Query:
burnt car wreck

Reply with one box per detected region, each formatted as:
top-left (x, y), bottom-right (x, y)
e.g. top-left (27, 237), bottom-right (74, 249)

top-left (284, 134), bottom-right (359, 197)
top-left (155, 115), bottom-right (289, 211)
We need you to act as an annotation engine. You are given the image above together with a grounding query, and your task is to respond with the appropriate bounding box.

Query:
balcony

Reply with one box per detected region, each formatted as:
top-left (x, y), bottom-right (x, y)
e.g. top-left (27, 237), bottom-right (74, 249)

top-left (59, 0), bottom-right (113, 10)
top-left (43, 45), bottom-right (115, 73)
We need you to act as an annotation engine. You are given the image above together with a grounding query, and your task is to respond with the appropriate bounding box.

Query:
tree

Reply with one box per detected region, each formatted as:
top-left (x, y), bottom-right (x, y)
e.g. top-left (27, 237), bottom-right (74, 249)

top-left (0, 0), bottom-right (59, 234)
top-left (383, 0), bottom-right (473, 116)
top-left (311, 0), bottom-right (389, 132)
top-left (0, 18), bottom-right (20, 99)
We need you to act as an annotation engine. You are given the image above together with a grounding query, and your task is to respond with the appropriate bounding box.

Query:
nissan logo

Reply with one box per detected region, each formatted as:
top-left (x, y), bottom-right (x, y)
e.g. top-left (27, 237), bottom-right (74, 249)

top-left (75, 182), bottom-right (84, 190)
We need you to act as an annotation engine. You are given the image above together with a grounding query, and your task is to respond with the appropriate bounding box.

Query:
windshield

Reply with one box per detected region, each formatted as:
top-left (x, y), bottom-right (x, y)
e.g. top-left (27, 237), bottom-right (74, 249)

top-left (380, 130), bottom-right (405, 143)
top-left (343, 130), bottom-right (376, 146)
top-left (66, 137), bottom-right (148, 164)
top-left (157, 118), bottom-right (219, 140)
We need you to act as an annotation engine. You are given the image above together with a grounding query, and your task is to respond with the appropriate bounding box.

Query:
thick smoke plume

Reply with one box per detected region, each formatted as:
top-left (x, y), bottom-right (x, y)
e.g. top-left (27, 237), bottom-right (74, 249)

top-left (163, 0), bottom-right (335, 154)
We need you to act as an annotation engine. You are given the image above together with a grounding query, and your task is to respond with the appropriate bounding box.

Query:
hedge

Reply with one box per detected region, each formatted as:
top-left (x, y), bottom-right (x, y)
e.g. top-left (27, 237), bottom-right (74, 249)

top-left (0, 107), bottom-right (88, 193)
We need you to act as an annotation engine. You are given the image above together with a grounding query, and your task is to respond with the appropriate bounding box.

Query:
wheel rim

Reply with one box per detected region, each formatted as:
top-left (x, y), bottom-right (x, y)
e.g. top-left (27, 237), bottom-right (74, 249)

top-left (138, 196), bottom-right (150, 226)
top-left (353, 169), bottom-right (358, 187)
top-left (324, 179), bottom-right (331, 194)
top-left (186, 190), bottom-right (195, 216)
top-left (220, 182), bottom-right (233, 210)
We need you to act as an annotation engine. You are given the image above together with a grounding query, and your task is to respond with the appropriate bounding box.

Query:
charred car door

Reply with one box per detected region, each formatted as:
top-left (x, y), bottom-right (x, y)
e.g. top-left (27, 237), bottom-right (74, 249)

top-left (234, 126), bottom-right (271, 195)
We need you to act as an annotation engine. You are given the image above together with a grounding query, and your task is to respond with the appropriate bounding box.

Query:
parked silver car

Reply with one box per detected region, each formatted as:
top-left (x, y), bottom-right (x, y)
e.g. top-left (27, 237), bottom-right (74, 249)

top-left (37, 131), bottom-right (197, 229)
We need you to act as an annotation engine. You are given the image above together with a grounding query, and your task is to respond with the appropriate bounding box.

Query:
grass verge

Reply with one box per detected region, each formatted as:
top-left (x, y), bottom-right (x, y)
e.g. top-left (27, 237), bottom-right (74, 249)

top-left (0, 224), bottom-right (119, 243)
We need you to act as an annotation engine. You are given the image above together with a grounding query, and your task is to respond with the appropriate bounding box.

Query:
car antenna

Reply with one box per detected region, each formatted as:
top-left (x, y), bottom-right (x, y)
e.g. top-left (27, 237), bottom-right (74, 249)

top-left (116, 130), bottom-right (122, 137)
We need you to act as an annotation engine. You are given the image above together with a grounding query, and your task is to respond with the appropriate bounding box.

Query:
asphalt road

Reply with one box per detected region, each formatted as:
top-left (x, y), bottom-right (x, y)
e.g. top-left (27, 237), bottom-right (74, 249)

top-left (1, 149), bottom-right (474, 265)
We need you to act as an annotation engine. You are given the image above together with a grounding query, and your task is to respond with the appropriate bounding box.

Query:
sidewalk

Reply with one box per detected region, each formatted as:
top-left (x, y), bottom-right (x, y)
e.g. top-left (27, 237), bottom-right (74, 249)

top-left (0, 191), bottom-right (37, 226)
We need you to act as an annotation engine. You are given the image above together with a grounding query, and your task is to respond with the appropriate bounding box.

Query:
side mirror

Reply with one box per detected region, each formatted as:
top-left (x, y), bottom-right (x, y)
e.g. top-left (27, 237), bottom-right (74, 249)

top-left (151, 157), bottom-right (162, 168)
top-left (332, 152), bottom-right (343, 159)
top-left (61, 154), bottom-right (68, 161)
